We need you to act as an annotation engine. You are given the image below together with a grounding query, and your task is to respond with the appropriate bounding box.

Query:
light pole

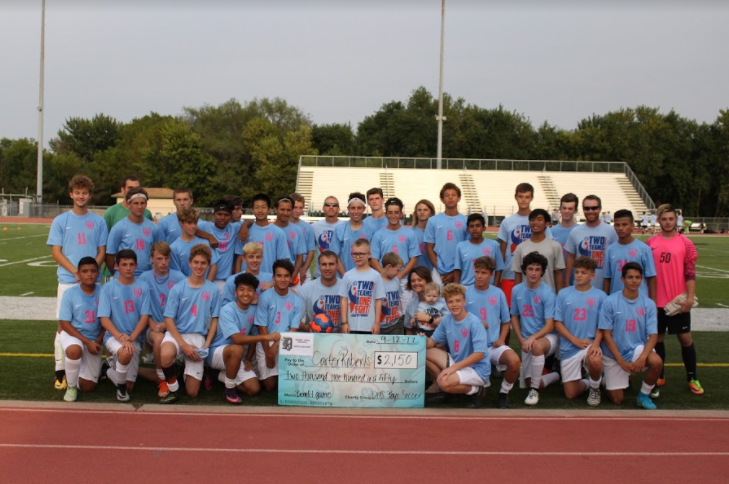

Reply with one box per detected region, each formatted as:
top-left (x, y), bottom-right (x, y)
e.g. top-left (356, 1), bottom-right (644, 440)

top-left (436, 0), bottom-right (446, 170)
top-left (36, 0), bottom-right (46, 202)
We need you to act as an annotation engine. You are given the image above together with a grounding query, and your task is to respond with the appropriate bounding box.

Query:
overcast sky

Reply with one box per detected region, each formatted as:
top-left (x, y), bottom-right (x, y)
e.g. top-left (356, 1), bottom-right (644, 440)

top-left (2, 1), bottom-right (728, 147)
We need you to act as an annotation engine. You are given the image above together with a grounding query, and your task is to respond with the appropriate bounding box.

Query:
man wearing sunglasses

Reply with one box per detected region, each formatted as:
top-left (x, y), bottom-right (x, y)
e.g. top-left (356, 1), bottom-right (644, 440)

top-left (312, 196), bottom-right (344, 280)
top-left (564, 195), bottom-right (618, 291)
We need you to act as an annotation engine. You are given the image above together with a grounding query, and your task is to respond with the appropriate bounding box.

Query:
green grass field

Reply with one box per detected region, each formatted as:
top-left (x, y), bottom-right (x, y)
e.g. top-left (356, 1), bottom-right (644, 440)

top-left (3, 222), bottom-right (729, 305)
top-left (0, 320), bottom-right (726, 409)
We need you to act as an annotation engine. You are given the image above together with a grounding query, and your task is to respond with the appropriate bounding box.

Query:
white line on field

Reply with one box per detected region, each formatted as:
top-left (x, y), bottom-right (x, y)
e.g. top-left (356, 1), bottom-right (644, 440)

top-left (0, 255), bottom-right (53, 267)
top-left (717, 303), bottom-right (729, 308)
top-left (18, 292), bottom-right (34, 296)
top-left (0, 234), bottom-right (47, 241)
top-left (696, 264), bottom-right (729, 274)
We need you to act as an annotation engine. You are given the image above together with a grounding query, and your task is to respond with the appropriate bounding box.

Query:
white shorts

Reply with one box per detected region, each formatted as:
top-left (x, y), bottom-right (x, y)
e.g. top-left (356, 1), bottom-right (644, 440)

top-left (145, 328), bottom-right (166, 346)
top-left (521, 333), bottom-right (558, 372)
top-left (104, 337), bottom-right (142, 382)
top-left (209, 345), bottom-right (258, 384)
top-left (489, 345), bottom-right (514, 372)
top-left (60, 331), bottom-right (103, 383)
top-left (603, 345), bottom-right (650, 391)
top-left (447, 354), bottom-right (489, 387)
top-left (161, 332), bottom-right (206, 381)
top-left (56, 283), bottom-right (77, 319)
top-left (256, 340), bottom-right (279, 380)
top-left (213, 279), bottom-right (226, 294)
top-left (560, 347), bottom-right (591, 383)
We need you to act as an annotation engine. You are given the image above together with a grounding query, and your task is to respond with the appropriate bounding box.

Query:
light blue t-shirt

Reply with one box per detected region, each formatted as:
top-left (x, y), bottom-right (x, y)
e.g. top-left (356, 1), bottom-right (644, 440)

top-left (411, 226), bottom-right (434, 271)
top-left (156, 213), bottom-right (181, 244)
top-left (277, 222), bottom-right (307, 265)
top-left (59, 283), bottom-right (102, 340)
top-left (107, 217), bottom-right (158, 276)
top-left (465, 285), bottom-right (509, 348)
top-left (431, 312), bottom-right (490, 383)
top-left (311, 219), bottom-right (343, 278)
top-left (370, 226), bottom-right (421, 265)
top-left (454, 238), bottom-right (505, 286)
top-left (98, 278), bottom-right (151, 343)
top-left (363, 215), bottom-right (388, 233)
top-left (509, 282), bottom-right (556, 339)
top-left (47, 211), bottom-right (108, 284)
top-left (297, 278), bottom-right (342, 326)
top-left (169, 236), bottom-right (219, 277)
top-left (137, 269), bottom-right (186, 323)
top-left (497, 214), bottom-right (554, 281)
top-left (604, 239), bottom-right (657, 296)
top-left (197, 221), bottom-right (241, 280)
top-left (244, 223), bottom-right (290, 274)
top-left (338, 267), bottom-right (386, 333)
top-left (565, 222), bottom-right (618, 289)
top-left (293, 220), bottom-right (316, 254)
top-left (554, 286), bottom-right (606, 360)
top-left (404, 296), bottom-right (449, 330)
top-left (254, 289), bottom-right (303, 334)
top-left (330, 222), bottom-right (374, 272)
top-left (207, 302), bottom-right (258, 365)
top-left (598, 292), bottom-right (657, 361)
top-left (550, 223), bottom-right (576, 285)
top-left (423, 212), bottom-right (468, 274)
top-left (221, 271), bottom-right (273, 307)
top-left (163, 280), bottom-right (221, 335)
top-left (380, 277), bottom-right (403, 329)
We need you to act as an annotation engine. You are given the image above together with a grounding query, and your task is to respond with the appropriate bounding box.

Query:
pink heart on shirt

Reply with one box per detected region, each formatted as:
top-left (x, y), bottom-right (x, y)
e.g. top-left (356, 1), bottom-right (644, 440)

top-left (637, 307), bottom-right (646, 317)
top-left (629, 248), bottom-right (638, 258)
top-left (133, 287), bottom-right (142, 298)
top-left (455, 221), bottom-right (464, 229)
top-left (482, 247), bottom-right (492, 255)
top-left (265, 233), bottom-right (274, 241)
top-left (143, 228), bottom-right (151, 237)
top-left (489, 296), bottom-right (497, 305)
top-left (285, 301), bottom-right (294, 311)
top-left (461, 328), bottom-right (469, 338)
top-left (85, 221), bottom-right (94, 229)
top-left (533, 295), bottom-right (541, 304)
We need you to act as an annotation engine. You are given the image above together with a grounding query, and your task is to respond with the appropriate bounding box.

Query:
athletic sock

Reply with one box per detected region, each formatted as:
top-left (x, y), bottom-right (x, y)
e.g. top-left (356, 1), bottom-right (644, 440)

top-left (589, 377), bottom-right (601, 389)
top-left (580, 378), bottom-right (590, 392)
top-left (64, 357), bottom-right (82, 388)
top-left (641, 381), bottom-right (654, 395)
top-left (54, 332), bottom-right (65, 373)
top-left (542, 372), bottom-right (560, 388)
top-left (156, 368), bottom-right (166, 381)
top-left (115, 362), bottom-right (129, 385)
top-left (162, 366), bottom-right (179, 392)
top-left (681, 343), bottom-right (698, 381)
top-left (500, 380), bottom-right (514, 394)
top-left (530, 355), bottom-right (545, 389)
top-left (106, 368), bottom-right (119, 385)
top-left (218, 372), bottom-right (226, 384)
top-left (467, 385), bottom-right (480, 395)
top-left (655, 341), bottom-right (666, 379)
top-left (225, 377), bottom-right (236, 389)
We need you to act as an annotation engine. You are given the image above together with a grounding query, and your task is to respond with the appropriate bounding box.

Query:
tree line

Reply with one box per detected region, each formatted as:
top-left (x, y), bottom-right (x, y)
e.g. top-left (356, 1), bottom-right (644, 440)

top-left (1, 87), bottom-right (728, 216)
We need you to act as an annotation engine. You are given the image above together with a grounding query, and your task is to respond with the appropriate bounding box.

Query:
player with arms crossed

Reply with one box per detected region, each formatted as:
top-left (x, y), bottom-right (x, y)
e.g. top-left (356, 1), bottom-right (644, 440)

top-left (58, 257), bottom-right (104, 402)
top-left (48, 175), bottom-right (108, 390)
top-left (599, 262), bottom-right (663, 409)
top-left (159, 244), bottom-right (221, 403)
top-left (646, 204), bottom-right (703, 396)
top-left (554, 256), bottom-right (606, 406)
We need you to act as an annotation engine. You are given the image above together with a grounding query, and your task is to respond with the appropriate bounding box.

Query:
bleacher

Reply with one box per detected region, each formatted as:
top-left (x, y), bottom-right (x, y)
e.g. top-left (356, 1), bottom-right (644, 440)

top-left (296, 157), bottom-right (653, 220)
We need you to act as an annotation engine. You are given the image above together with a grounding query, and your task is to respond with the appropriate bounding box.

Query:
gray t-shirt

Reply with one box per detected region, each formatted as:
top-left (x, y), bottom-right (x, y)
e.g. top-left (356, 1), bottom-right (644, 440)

top-left (511, 237), bottom-right (565, 292)
top-left (312, 219), bottom-right (343, 278)
top-left (338, 267), bottom-right (386, 332)
top-left (297, 278), bottom-right (342, 327)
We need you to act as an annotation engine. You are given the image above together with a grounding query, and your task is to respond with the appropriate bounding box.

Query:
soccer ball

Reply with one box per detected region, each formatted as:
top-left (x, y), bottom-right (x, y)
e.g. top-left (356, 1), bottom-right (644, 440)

top-left (310, 313), bottom-right (335, 333)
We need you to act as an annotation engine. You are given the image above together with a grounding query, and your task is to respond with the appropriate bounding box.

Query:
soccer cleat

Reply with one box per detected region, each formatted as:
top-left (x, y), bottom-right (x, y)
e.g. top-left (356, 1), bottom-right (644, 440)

top-left (54, 376), bottom-right (67, 390)
top-left (204, 374), bottom-right (214, 392)
top-left (497, 392), bottom-right (510, 409)
top-left (426, 392), bottom-right (452, 405)
top-left (160, 391), bottom-right (179, 404)
top-left (63, 386), bottom-right (78, 402)
top-left (524, 388), bottom-right (540, 406)
top-left (688, 379), bottom-right (705, 395)
top-left (466, 388), bottom-right (483, 409)
top-left (657, 377), bottom-right (666, 387)
top-left (650, 387), bottom-right (660, 399)
top-left (224, 388), bottom-right (242, 405)
top-left (637, 392), bottom-right (657, 410)
top-left (116, 384), bottom-right (130, 402)
top-left (157, 381), bottom-right (170, 398)
top-left (587, 387), bottom-right (601, 407)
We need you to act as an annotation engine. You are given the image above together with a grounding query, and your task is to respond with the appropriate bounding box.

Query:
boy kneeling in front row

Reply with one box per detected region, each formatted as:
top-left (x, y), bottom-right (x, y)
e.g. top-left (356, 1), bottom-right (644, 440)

top-left (426, 284), bottom-right (490, 409)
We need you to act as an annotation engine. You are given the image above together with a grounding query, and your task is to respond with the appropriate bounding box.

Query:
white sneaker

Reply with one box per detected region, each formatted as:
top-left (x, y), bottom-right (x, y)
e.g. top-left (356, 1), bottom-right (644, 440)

top-left (117, 384), bottom-right (130, 402)
top-left (63, 386), bottom-right (78, 402)
top-left (524, 388), bottom-right (540, 406)
top-left (587, 387), bottom-right (601, 407)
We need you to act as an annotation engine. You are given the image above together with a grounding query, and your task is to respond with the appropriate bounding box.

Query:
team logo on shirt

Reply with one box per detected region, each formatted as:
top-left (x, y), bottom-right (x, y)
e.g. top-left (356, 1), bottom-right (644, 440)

top-left (133, 287), bottom-right (142, 298)
top-left (419, 242), bottom-right (426, 254)
top-left (489, 295), bottom-right (497, 305)
top-left (348, 281), bottom-right (374, 317)
top-left (358, 233), bottom-right (367, 240)
top-left (629, 248), bottom-right (638, 258)
top-left (202, 291), bottom-right (211, 302)
top-left (85, 221), bottom-right (94, 229)
top-left (533, 294), bottom-right (541, 304)
top-left (288, 230), bottom-right (296, 240)
top-left (318, 231), bottom-right (333, 251)
top-left (455, 221), bottom-right (464, 229)
top-left (248, 315), bottom-right (255, 324)
top-left (398, 235), bottom-right (406, 243)
top-left (168, 281), bottom-right (176, 289)
top-left (380, 291), bottom-right (401, 324)
top-left (265, 232), bottom-right (274, 241)
top-left (482, 247), bottom-right (492, 256)
top-left (285, 301), bottom-right (294, 311)
top-left (224, 232), bottom-right (230, 240)
top-left (510, 225), bottom-right (532, 254)
top-left (577, 236), bottom-right (607, 268)
top-left (637, 307), bottom-right (646, 317)
top-left (143, 227), bottom-right (151, 237)
top-left (314, 296), bottom-right (340, 323)
top-left (461, 327), bottom-right (469, 337)
top-left (239, 327), bottom-right (248, 334)
top-left (586, 297), bottom-right (597, 308)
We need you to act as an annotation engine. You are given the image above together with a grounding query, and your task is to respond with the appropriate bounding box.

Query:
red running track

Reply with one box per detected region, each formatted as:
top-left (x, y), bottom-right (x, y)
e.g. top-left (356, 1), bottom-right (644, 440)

top-left (1, 406), bottom-right (728, 483)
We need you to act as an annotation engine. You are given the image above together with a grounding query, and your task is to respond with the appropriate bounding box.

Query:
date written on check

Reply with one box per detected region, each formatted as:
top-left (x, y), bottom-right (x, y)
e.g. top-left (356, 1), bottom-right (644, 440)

top-left (374, 352), bottom-right (418, 369)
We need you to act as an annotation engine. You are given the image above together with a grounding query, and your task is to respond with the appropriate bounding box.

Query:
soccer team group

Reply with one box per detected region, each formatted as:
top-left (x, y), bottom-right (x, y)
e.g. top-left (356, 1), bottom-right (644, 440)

top-left (48, 174), bottom-right (703, 409)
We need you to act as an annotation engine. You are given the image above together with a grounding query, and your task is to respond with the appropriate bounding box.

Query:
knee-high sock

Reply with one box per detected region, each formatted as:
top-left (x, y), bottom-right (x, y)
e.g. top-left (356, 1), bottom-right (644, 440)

top-left (115, 361), bottom-right (129, 385)
top-left (681, 343), bottom-right (697, 381)
top-left (530, 355), bottom-right (545, 389)
top-left (65, 357), bottom-right (82, 388)
top-left (54, 332), bottom-right (65, 373)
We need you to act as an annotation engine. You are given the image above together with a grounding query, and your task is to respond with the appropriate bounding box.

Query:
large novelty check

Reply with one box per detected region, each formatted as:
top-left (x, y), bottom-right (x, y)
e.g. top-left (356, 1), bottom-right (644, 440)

top-left (278, 333), bottom-right (426, 408)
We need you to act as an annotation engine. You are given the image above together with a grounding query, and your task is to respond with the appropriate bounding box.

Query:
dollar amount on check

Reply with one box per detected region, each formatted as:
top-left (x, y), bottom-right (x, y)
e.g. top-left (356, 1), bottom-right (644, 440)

top-left (277, 333), bottom-right (426, 408)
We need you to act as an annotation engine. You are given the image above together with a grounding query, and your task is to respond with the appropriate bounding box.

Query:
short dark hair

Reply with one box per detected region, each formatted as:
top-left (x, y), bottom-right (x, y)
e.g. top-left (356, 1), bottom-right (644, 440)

top-left (251, 193), bottom-right (271, 208)
top-left (275, 195), bottom-right (294, 208)
top-left (121, 175), bottom-right (140, 189)
top-left (439, 182), bottom-right (461, 199)
top-left (347, 192), bottom-right (367, 206)
top-left (574, 256), bottom-right (597, 273)
top-left (621, 261), bottom-right (643, 278)
top-left (173, 187), bottom-right (193, 199)
top-left (560, 193), bottom-right (578, 207)
top-left (224, 195), bottom-right (242, 208)
top-left (515, 183), bottom-right (534, 196)
top-left (366, 188), bottom-right (384, 199)
top-left (272, 259), bottom-right (295, 276)
top-left (529, 208), bottom-right (551, 223)
top-left (473, 256), bottom-right (496, 272)
top-left (467, 213), bottom-right (486, 226)
top-left (234, 272), bottom-right (259, 291)
top-left (613, 209), bottom-right (634, 222)
top-left (212, 198), bottom-right (234, 213)
top-left (115, 249), bottom-right (137, 264)
top-left (583, 195), bottom-right (602, 208)
top-left (318, 250), bottom-right (338, 263)
top-left (125, 186), bottom-right (148, 203)
top-left (407, 266), bottom-right (433, 290)
top-left (521, 251), bottom-right (547, 275)
top-left (77, 256), bottom-right (99, 270)
top-left (384, 197), bottom-right (403, 211)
